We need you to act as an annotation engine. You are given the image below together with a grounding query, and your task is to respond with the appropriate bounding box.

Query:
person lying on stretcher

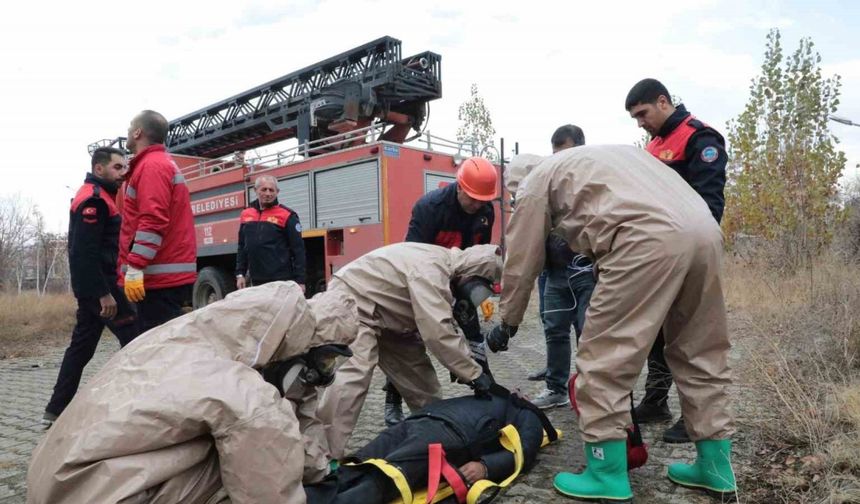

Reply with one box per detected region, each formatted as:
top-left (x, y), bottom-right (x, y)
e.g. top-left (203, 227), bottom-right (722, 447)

top-left (305, 387), bottom-right (557, 504)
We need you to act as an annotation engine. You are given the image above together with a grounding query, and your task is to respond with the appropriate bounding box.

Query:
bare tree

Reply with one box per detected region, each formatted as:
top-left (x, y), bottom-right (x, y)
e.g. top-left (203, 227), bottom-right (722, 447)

top-left (0, 194), bottom-right (38, 292)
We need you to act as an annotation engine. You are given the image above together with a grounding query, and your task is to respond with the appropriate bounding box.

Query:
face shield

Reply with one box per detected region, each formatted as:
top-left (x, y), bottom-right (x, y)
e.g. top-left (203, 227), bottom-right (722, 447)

top-left (453, 276), bottom-right (494, 307)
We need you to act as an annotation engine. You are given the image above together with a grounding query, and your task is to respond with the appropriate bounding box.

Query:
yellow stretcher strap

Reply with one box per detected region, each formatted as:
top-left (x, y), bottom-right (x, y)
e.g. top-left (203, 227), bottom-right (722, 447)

top-left (386, 427), bottom-right (562, 504)
top-left (348, 458), bottom-right (414, 504)
top-left (465, 425), bottom-right (523, 504)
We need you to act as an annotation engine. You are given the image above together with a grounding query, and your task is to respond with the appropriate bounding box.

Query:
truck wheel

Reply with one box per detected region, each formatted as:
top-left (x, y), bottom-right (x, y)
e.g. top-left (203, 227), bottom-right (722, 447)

top-left (193, 267), bottom-right (235, 310)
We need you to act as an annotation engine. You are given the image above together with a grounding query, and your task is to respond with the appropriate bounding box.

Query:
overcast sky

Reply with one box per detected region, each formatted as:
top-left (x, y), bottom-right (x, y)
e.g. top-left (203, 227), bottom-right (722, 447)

top-left (2, 0), bottom-right (858, 231)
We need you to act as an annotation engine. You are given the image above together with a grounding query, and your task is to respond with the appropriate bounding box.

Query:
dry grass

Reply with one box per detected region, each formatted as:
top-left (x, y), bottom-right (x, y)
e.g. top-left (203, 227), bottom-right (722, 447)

top-left (725, 254), bottom-right (860, 502)
top-left (0, 292), bottom-right (76, 359)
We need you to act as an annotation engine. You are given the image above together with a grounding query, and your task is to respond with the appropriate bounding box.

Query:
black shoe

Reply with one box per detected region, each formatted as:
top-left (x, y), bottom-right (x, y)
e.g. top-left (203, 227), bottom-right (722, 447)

top-left (41, 411), bottom-right (58, 430)
top-left (662, 417), bottom-right (692, 443)
top-left (633, 400), bottom-right (672, 423)
top-left (526, 368), bottom-right (547, 381)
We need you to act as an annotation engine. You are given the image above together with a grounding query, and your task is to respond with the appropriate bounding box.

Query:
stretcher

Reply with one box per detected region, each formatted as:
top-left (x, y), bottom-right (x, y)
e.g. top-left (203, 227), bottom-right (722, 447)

top-left (358, 425), bottom-right (562, 504)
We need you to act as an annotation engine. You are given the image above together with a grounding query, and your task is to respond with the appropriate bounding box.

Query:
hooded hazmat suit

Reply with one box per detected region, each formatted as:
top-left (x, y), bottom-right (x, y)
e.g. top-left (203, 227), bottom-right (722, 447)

top-left (499, 145), bottom-right (733, 444)
top-left (317, 242), bottom-right (502, 459)
top-left (27, 281), bottom-right (358, 504)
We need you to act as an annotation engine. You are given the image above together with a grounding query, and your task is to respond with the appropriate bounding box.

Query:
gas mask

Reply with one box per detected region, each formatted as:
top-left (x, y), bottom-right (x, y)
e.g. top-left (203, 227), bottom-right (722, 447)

top-left (261, 344), bottom-right (353, 400)
top-left (453, 276), bottom-right (494, 307)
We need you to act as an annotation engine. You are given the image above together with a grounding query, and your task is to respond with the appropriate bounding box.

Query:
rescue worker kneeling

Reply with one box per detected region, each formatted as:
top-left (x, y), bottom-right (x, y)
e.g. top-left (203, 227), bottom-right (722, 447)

top-left (306, 389), bottom-right (556, 504)
top-left (317, 243), bottom-right (502, 460)
top-left (27, 281), bottom-right (358, 504)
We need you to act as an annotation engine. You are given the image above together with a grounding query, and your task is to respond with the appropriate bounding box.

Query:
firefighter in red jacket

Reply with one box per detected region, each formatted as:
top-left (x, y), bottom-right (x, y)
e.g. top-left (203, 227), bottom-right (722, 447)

top-left (120, 110), bottom-right (197, 333)
top-left (383, 157), bottom-right (498, 426)
top-left (235, 175), bottom-right (306, 291)
top-left (625, 78), bottom-right (727, 444)
top-left (43, 147), bottom-right (140, 427)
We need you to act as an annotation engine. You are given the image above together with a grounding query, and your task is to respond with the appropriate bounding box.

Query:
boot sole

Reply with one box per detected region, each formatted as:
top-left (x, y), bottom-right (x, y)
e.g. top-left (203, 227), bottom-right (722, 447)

top-left (554, 485), bottom-right (633, 503)
top-left (667, 474), bottom-right (737, 502)
top-left (536, 400), bottom-right (571, 410)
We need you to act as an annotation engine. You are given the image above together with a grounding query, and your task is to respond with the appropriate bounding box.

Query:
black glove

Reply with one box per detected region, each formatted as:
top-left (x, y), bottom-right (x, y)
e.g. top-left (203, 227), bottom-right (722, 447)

top-left (487, 323), bottom-right (518, 353)
top-left (469, 372), bottom-right (494, 399)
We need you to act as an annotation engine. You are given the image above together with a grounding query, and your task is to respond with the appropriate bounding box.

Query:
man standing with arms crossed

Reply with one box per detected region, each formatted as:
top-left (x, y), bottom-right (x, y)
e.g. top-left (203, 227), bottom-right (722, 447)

top-left (43, 147), bottom-right (140, 427)
top-left (625, 78), bottom-right (727, 443)
top-left (120, 110), bottom-right (197, 333)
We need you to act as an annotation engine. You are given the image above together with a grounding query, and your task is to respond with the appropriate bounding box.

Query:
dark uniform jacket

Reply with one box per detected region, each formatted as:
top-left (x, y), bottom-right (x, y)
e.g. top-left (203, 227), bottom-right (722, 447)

top-left (646, 104), bottom-right (727, 223)
top-left (236, 199), bottom-right (306, 284)
top-left (408, 394), bottom-right (544, 481)
top-left (68, 173), bottom-right (122, 299)
top-left (405, 182), bottom-right (494, 248)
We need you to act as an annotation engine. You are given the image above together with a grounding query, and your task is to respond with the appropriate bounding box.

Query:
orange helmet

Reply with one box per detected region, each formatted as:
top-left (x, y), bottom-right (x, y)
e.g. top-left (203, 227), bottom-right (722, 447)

top-left (456, 157), bottom-right (499, 201)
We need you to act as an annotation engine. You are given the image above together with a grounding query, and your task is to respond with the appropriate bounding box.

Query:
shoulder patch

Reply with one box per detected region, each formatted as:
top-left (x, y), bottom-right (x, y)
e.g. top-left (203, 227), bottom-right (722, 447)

top-left (82, 206), bottom-right (98, 216)
top-left (700, 146), bottom-right (719, 163)
top-left (295, 222), bottom-right (302, 233)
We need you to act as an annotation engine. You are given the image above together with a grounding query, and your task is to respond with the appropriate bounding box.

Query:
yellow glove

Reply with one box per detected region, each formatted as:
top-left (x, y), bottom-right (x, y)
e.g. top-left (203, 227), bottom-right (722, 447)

top-left (124, 267), bottom-right (146, 302)
top-left (480, 299), bottom-right (495, 321)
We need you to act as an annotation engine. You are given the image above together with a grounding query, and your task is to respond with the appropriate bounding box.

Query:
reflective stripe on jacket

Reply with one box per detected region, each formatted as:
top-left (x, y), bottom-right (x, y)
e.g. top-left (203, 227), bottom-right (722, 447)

top-left (118, 144), bottom-right (197, 289)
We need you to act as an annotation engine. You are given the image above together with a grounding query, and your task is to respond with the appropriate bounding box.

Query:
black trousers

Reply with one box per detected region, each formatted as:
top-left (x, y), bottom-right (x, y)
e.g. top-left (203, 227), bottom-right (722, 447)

top-left (330, 417), bottom-right (467, 504)
top-left (136, 284), bottom-right (192, 333)
top-left (46, 287), bottom-right (139, 416)
top-left (641, 329), bottom-right (674, 406)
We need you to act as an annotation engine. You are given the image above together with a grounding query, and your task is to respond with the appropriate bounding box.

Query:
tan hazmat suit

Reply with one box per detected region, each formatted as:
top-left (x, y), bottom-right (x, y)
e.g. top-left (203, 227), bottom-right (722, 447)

top-left (317, 242), bottom-right (502, 459)
top-left (500, 145), bottom-right (733, 444)
top-left (27, 282), bottom-right (358, 504)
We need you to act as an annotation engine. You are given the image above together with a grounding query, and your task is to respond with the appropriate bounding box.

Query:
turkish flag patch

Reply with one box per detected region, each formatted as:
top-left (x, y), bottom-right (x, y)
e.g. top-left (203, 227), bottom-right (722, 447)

top-left (82, 207), bottom-right (97, 216)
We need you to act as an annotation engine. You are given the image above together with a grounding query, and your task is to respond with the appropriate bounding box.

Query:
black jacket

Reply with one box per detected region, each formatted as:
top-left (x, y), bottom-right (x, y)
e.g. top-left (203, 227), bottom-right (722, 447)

top-left (236, 200), bottom-right (306, 284)
top-left (409, 394), bottom-right (544, 481)
top-left (405, 182), bottom-right (494, 248)
top-left (654, 104), bottom-right (727, 223)
top-left (68, 173), bottom-right (122, 299)
top-left (68, 173), bottom-right (122, 298)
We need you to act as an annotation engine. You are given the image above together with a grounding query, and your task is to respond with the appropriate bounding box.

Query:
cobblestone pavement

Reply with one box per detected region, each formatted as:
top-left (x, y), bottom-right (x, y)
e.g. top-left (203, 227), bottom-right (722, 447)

top-left (0, 301), bottom-right (748, 503)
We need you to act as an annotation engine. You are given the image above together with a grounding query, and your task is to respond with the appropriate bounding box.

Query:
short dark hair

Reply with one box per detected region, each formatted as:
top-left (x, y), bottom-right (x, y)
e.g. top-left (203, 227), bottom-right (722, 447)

top-left (91, 147), bottom-right (126, 171)
top-left (551, 124), bottom-right (585, 148)
top-left (134, 110), bottom-right (169, 144)
top-left (625, 78), bottom-right (672, 111)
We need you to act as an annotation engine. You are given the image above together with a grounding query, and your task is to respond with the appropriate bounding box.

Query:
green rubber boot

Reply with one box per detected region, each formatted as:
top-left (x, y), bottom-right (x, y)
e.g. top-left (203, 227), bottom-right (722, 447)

top-left (668, 439), bottom-right (737, 497)
top-left (554, 440), bottom-right (633, 502)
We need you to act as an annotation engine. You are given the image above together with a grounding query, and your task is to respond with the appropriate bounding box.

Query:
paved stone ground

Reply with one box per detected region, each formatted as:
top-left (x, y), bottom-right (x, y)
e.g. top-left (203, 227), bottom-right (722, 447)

top-left (0, 300), bottom-right (749, 503)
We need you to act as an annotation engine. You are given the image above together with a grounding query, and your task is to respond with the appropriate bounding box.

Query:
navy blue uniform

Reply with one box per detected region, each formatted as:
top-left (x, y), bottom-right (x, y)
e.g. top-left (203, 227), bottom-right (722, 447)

top-left (236, 200), bottom-right (306, 285)
top-left (46, 174), bottom-right (138, 417)
top-left (405, 182), bottom-right (494, 248)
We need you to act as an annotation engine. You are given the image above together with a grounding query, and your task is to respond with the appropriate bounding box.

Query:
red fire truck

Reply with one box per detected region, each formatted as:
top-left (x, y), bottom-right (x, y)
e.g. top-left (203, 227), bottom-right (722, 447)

top-left (89, 36), bottom-right (508, 308)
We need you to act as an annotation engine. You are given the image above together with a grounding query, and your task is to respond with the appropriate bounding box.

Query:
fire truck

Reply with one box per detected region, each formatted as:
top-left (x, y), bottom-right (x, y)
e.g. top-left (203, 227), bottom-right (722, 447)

top-left (89, 36), bottom-right (508, 308)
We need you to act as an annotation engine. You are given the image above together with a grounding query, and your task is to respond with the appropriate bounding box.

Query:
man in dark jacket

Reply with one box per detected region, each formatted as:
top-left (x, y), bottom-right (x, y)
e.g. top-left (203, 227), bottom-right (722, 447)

top-left (43, 147), bottom-right (139, 427)
top-left (307, 391), bottom-right (552, 504)
top-left (626, 78), bottom-right (727, 443)
top-left (404, 157), bottom-right (496, 248)
top-left (236, 175), bottom-right (307, 292)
